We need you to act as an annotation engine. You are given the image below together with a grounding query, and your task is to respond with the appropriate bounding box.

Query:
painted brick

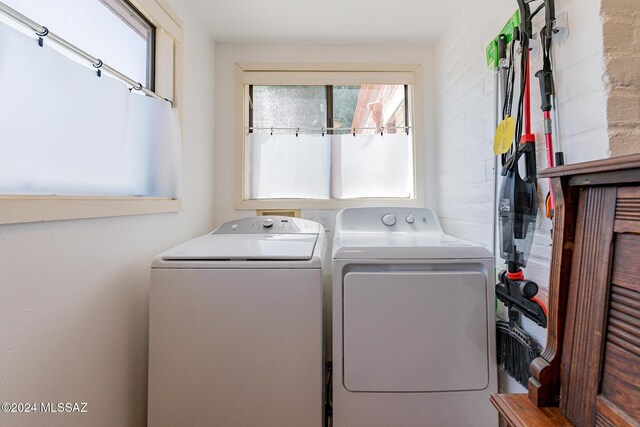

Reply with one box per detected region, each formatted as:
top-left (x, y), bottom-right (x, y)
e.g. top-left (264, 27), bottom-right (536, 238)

top-left (609, 126), bottom-right (640, 156)
top-left (601, 0), bottom-right (640, 15)
top-left (607, 89), bottom-right (640, 126)
top-left (603, 16), bottom-right (636, 52)
top-left (606, 53), bottom-right (640, 87)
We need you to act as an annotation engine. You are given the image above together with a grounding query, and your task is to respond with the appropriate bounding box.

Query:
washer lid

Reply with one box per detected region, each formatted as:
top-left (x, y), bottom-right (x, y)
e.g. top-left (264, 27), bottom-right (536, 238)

top-left (160, 234), bottom-right (319, 261)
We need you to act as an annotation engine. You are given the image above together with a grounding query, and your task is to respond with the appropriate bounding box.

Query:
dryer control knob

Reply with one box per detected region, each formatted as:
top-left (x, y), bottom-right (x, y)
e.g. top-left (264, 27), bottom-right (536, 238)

top-left (262, 219), bottom-right (274, 228)
top-left (382, 214), bottom-right (397, 226)
top-left (405, 215), bottom-right (415, 224)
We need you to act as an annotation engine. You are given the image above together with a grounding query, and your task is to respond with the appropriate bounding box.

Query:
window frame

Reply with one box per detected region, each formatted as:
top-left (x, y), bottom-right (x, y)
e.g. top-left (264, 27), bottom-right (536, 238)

top-left (235, 63), bottom-right (425, 210)
top-left (0, 0), bottom-right (183, 225)
top-left (99, 0), bottom-right (157, 90)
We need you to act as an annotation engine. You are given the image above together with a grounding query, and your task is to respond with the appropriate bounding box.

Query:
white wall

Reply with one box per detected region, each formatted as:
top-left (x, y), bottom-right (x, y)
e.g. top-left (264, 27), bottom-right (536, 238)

top-left (213, 42), bottom-right (437, 226)
top-left (435, 0), bottom-right (609, 392)
top-left (0, 1), bottom-right (215, 425)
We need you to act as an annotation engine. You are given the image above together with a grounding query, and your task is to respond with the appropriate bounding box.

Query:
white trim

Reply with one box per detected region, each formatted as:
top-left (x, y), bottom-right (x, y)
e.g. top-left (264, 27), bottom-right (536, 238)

top-left (0, 196), bottom-right (181, 225)
top-left (235, 63), bottom-right (425, 210)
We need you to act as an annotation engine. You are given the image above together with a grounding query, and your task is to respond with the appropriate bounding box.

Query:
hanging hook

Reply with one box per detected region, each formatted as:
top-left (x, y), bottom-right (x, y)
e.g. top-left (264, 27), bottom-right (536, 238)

top-left (296, 127), bottom-right (299, 137)
top-left (93, 59), bottom-right (103, 78)
top-left (321, 127), bottom-right (325, 137)
top-left (36, 26), bottom-right (48, 47)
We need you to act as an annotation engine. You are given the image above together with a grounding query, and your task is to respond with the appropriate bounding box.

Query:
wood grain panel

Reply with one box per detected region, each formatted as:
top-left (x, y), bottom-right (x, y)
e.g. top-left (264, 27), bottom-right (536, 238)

top-left (529, 178), bottom-right (580, 406)
top-left (607, 285), bottom-right (640, 359)
top-left (615, 187), bottom-right (640, 233)
top-left (570, 170), bottom-right (640, 187)
top-left (490, 394), bottom-right (572, 427)
top-left (596, 397), bottom-right (639, 427)
top-left (595, 412), bottom-right (616, 427)
top-left (599, 342), bottom-right (640, 422)
top-left (561, 186), bottom-right (617, 427)
top-left (538, 154), bottom-right (640, 179)
top-left (611, 234), bottom-right (640, 293)
top-left (617, 187), bottom-right (640, 213)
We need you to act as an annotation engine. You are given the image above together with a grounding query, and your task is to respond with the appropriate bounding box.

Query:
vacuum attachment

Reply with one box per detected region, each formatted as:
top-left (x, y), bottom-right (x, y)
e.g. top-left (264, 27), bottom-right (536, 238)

top-left (495, 270), bottom-right (547, 328)
top-left (496, 270), bottom-right (547, 387)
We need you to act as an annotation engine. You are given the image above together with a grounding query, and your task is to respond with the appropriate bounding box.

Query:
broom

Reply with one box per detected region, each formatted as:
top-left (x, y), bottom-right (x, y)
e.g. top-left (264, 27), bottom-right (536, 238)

top-left (496, 308), bottom-right (541, 387)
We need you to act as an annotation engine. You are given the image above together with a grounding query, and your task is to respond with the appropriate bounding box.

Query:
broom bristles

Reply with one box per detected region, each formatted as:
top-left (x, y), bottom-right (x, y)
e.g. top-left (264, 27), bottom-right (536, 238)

top-left (497, 320), bottom-right (541, 387)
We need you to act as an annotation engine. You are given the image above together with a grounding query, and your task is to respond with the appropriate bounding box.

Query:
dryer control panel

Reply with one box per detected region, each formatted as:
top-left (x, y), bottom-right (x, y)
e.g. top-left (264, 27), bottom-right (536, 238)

top-left (336, 208), bottom-right (442, 233)
top-left (214, 216), bottom-right (323, 235)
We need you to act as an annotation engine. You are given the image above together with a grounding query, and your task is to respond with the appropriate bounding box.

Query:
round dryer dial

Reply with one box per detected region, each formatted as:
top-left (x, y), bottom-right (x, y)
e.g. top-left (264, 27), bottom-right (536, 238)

top-left (262, 219), bottom-right (274, 228)
top-left (405, 215), bottom-right (415, 224)
top-left (382, 213), bottom-right (397, 226)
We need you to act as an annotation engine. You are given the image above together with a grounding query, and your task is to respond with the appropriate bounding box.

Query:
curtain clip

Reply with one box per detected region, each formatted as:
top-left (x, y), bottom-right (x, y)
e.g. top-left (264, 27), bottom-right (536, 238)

top-left (296, 127), bottom-right (299, 138)
top-left (352, 128), bottom-right (356, 137)
top-left (380, 126), bottom-right (384, 137)
top-left (321, 127), bottom-right (325, 137)
top-left (93, 59), bottom-right (103, 78)
top-left (270, 127), bottom-right (274, 136)
top-left (36, 26), bottom-right (48, 47)
top-left (405, 126), bottom-right (409, 135)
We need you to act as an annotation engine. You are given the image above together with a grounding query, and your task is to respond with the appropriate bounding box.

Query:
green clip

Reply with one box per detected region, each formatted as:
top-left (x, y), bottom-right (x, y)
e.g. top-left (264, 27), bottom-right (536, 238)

top-left (486, 10), bottom-right (521, 70)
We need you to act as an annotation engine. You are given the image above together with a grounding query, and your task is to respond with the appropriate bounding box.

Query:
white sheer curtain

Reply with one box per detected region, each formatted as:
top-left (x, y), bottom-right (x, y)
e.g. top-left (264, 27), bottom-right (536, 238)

top-left (248, 132), bottom-right (413, 200)
top-left (248, 133), bottom-right (331, 199)
top-left (0, 21), bottom-right (180, 197)
top-left (331, 133), bottom-right (414, 199)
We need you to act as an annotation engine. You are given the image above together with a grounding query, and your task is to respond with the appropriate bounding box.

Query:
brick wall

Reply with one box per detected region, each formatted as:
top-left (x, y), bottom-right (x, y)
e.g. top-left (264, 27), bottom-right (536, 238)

top-left (602, 0), bottom-right (640, 156)
top-left (434, 0), bottom-right (610, 392)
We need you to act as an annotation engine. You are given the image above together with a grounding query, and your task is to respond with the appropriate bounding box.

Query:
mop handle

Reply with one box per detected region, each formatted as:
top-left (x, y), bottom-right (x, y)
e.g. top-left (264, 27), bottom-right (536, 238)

top-left (544, 110), bottom-right (555, 210)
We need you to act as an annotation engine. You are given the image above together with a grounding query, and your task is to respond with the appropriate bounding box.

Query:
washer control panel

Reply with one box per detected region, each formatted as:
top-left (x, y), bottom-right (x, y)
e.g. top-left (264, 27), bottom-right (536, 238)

top-left (214, 216), bottom-right (323, 235)
top-left (337, 208), bottom-right (441, 233)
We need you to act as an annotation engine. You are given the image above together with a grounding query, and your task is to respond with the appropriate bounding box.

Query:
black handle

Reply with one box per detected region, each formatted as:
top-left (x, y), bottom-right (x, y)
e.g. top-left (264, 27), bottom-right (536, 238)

top-left (498, 34), bottom-right (508, 61)
top-left (536, 69), bottom-right (553, 112)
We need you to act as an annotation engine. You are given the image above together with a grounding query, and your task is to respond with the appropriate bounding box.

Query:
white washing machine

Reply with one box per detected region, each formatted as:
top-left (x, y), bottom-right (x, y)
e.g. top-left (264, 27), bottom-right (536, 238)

top-left (332, 207), bottom-right (497, 427)
top-left (148, 216), bottom-right (326, 427)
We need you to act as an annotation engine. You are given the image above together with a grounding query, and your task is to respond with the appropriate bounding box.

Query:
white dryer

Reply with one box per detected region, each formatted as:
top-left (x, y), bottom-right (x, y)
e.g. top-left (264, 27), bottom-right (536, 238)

top-left (148, 216), bottom-right (326, 427)
top-left (332, 207), bottom-right (497, 427)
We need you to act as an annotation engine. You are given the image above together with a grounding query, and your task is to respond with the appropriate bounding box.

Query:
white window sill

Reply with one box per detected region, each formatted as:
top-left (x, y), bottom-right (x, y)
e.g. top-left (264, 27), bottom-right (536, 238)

top-left (236, 197), bottom-right (424, 211)
top-left (0, 196), bottom-right (181, 225)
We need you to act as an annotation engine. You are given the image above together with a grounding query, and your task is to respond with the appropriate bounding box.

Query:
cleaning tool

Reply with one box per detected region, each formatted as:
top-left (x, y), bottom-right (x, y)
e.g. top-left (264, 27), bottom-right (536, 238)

top-left (535, 0), bottom-right (563, 223)
top-left (488, 0), bottom-right (549, 388)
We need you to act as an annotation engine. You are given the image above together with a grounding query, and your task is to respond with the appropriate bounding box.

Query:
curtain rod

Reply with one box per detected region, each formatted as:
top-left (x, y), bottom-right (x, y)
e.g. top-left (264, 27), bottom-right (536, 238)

top-left (0, 1), bottom-right (170, 104)
top-left (248, 126), bottom-right (412, 136)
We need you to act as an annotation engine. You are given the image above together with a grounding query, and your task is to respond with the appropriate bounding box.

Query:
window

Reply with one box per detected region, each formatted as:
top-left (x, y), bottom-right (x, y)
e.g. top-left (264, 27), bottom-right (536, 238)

top-left (239, 66), bottom-right (420, 208)
top-left (1, 0), bottom-right (155, 88)
top-left (0, 0), bottom-right (184, 224)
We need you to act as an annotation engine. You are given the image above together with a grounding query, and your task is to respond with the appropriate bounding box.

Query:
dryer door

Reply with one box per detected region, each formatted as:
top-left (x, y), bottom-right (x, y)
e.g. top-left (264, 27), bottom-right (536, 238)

top-left (343, 271), bottom-right (489, 392)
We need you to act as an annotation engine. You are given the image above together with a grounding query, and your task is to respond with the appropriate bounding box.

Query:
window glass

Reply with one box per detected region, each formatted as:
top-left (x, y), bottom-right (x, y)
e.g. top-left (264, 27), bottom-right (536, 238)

top-left (1, 0), bottom-right (154, 88)
top-left (333, 85), bottom-right (406, 134)
top-left (252, 86), bottom-right (327, 131)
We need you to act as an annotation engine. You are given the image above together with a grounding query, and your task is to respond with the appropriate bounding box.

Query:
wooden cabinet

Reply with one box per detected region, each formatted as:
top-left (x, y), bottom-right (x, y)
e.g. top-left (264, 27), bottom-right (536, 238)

top-left (491, 154), bottom-right (640, 427)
